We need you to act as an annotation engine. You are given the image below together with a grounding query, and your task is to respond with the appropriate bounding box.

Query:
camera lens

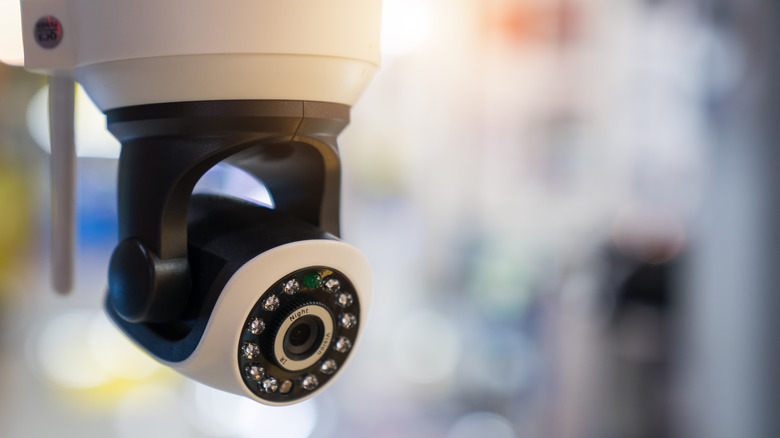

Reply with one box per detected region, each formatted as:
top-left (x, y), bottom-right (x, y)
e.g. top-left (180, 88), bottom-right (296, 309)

top-left (283, 315), bottom-right (323, 358)
top-left (270, 303), bottom-right (334, 372)
top-left (289, 322), bottom-right (311, 346)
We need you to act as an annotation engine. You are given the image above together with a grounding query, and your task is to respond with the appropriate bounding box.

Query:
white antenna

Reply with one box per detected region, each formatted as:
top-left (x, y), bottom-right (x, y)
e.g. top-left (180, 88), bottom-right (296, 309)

top-left (48, 75), bottom-right (76, 294)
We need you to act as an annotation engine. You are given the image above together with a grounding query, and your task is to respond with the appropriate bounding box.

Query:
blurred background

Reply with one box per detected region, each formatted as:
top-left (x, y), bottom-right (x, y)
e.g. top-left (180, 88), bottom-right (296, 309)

top-left (1, 0), bottom-right (779, 437)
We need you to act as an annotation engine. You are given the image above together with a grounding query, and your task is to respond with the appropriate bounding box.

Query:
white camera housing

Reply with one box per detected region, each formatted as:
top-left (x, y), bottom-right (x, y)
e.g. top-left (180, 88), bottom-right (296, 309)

top-left (20, 0), bottom-right (380, 405)
top-left (21, 0), bottom-right (381, 110)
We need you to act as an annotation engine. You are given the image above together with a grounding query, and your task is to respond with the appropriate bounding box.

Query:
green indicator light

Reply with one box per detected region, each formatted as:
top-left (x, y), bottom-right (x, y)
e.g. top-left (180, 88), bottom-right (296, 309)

top-left (304, 272), bottom-right (322, 289)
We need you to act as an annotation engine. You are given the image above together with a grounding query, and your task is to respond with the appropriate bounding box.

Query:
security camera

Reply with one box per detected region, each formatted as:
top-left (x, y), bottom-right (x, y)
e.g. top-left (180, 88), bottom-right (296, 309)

top-left (100, 100), bottom-right (373, 405)
top-left (20, 0), bottom-right (380, 405)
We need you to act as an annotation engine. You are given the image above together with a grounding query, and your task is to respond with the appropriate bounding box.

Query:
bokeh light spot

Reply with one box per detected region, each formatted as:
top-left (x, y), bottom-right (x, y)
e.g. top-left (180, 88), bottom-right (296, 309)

top-left (392, 310), bottom-right (462, 385)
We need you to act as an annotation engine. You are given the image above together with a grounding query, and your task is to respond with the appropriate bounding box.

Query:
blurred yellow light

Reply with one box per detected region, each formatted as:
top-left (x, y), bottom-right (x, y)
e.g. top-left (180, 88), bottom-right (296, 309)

top-left (0, 0), bottom-right (24, 66)
top-left (33, 311), bottom-right (111, 389)
top-left (31, 309), bottom-right (178, 411)
top-left (89, 312), bottom-right (162, 380)
top-left (0, 162), bottom-right (32, 295)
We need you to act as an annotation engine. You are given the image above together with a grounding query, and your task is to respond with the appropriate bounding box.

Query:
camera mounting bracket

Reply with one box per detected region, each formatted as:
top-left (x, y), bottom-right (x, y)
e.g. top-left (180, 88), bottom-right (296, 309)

top-left (106, 100), bottom-right (350, 324)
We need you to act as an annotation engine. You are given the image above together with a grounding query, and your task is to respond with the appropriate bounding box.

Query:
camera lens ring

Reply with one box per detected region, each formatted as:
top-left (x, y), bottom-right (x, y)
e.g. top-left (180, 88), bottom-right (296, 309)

top-left (238, 266), bottom-right (361, 403)
top-left (273, 304), bottom-right (333, 372)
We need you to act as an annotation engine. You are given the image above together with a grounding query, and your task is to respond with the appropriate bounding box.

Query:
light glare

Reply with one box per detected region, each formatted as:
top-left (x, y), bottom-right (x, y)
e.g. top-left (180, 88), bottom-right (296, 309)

top-left (447, 411), bottom-right (516, 438)
top-left (381, 0), bottom-right (433, 59)
top-left (187, 382), bottom-right (319, 438)
top-left (88, 312), bottom-right (161, 380)
top-left (26, 84), bottom-right (121, 158)
top-left (0, 0), bottom-right (23, 66)
top-left (33, 311), bottom-right (109, 389)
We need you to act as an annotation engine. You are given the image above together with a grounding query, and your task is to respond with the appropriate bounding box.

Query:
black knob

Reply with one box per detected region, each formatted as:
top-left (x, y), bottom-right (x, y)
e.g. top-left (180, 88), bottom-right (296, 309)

top-left (107, 238), bottom-right (190, 323)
